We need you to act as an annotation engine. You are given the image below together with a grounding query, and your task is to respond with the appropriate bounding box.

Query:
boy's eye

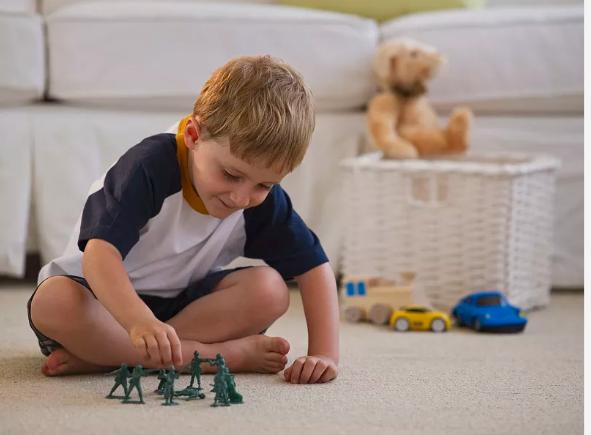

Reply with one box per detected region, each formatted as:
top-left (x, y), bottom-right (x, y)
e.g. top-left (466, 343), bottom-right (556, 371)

top-left (223, 170), bottom-right (240, 181)
top-left (259, 184), bottom-right (273, 191)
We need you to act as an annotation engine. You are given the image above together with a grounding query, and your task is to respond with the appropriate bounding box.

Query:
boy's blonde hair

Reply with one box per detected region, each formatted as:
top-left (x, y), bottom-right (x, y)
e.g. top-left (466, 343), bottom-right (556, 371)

top-left (193, 55), bottom-right (315, 172)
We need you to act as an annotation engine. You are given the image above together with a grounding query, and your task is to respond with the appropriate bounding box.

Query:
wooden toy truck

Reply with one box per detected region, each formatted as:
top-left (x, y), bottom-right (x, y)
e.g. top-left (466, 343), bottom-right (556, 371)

top-left (341, 273), bottom-right (416, 325)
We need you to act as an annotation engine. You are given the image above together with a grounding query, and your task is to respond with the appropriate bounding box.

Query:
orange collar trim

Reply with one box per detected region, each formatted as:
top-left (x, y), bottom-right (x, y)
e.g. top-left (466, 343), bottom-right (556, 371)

top-left (175, 115), bottom-right (209, 215)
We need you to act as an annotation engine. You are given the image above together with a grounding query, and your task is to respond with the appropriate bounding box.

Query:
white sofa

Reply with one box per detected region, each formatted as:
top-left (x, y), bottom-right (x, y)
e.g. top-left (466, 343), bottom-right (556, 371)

top-left (0, 0), bottom-right (583, 288)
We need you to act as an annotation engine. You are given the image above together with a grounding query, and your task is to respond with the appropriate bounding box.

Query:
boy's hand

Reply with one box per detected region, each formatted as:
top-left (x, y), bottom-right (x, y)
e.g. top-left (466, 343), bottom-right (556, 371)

top-left (129, 319), bottom-right (183, 368)
top-left (283, 355), bottom-right (338, 384)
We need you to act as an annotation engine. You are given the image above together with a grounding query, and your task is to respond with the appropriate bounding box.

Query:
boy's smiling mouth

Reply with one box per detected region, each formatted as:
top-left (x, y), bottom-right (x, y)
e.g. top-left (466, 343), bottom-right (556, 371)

top-left (218, 197), bottom-right (237, 210)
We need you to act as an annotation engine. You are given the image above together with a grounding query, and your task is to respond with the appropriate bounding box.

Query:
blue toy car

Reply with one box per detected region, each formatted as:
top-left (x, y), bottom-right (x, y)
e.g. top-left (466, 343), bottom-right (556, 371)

top-left (451, 291), bottom-right (527, 333)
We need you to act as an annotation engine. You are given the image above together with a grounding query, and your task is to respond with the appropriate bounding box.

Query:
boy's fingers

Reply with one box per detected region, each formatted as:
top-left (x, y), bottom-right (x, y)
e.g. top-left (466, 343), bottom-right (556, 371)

top-left (167, 330), bottom-right (183, 366)
top-left (144, 335), bottom-right (159, 362)
top-left (283, 365), bottom-right (292, 381)
top-left (289, 359), bottom-right (305, 384)
top-left (131, 335), bottom-right (144, 349)
top-left (156, 333), bottom-right (172, 366)
top-left (309, 362), bottom-right (327, 384)
top-left (299, 360), bottom-right (317, 384)
top-left (132, 336), bottom-right (149, 359)
top-left (319, 365), bottom-right (337, 383)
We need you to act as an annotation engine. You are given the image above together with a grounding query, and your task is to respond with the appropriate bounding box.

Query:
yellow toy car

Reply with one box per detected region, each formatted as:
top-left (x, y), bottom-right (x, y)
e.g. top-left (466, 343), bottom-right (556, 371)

top-left (389, 305), bottom-right (451, 332)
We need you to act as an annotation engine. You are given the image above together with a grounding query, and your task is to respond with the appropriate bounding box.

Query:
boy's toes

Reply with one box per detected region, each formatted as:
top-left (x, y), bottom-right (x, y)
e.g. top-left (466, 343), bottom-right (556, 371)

top-left (41, 363), bottom-right (50, 376)
top-left (268, 337), bottom-right (290, 355)
top-left (270, 362), bottom-right (286, 373)
top-left (265, 352), bottom-right (286, 364)
top-left (264, 355), bottom-right (287, 373)
top-left (43, 348), bottom-right (69, 375)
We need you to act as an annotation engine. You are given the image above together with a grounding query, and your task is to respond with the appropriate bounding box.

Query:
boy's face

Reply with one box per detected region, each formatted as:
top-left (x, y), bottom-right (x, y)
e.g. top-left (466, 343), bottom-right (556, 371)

top-left (184, 118), bottom-right (289, 219)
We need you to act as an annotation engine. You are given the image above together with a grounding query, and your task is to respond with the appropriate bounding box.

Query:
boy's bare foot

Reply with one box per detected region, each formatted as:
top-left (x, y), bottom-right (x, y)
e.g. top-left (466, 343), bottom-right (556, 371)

top-left (42, 348), bottom-right (114, 376)
top-left (219, 335), bottom-right (290, 374)
top-left (42, 336), bottom-right (290, 376)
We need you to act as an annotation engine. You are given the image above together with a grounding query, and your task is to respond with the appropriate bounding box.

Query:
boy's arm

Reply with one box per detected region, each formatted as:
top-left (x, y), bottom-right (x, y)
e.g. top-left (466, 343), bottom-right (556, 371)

top-left (82, 238), bottom-right (183, 367)
top-left (283, 262), bottom-right (340, 384)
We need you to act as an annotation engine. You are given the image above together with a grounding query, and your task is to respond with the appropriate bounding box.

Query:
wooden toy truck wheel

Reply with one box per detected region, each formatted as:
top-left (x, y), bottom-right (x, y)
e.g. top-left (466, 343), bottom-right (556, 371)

top-left (344, 306), bottom-right (364, 323)
top-left (369, 304), bottom-right (393, 325)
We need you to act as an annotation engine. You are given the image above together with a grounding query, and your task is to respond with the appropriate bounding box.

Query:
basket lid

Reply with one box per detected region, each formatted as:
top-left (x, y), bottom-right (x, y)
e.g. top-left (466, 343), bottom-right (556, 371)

top-left (340, 152), bottom-right (560, 175)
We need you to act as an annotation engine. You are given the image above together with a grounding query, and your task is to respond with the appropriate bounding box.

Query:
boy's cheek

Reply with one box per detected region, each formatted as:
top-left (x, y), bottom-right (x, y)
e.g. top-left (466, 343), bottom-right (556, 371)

top-left (254, 191), bottom-right (272, 207)
top-left (244, 196), bottom-right (265, 210)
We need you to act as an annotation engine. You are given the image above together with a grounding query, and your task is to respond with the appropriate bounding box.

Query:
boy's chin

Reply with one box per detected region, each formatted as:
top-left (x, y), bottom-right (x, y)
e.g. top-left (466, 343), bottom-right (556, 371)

top-left (206, 207), bottom-right (226, 219)
top-left (206, 200), bottom-right (237, 219)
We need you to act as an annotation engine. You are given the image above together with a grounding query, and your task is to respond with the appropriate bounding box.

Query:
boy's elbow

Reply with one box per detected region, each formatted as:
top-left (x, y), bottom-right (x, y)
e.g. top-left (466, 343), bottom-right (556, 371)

top-left (82, 239), bottom-right (122, 271)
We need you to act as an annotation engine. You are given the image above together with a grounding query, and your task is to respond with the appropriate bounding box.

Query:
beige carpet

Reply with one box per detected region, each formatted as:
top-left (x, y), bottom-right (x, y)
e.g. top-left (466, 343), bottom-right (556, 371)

top-left (0, 283), bottom-right (583, 435)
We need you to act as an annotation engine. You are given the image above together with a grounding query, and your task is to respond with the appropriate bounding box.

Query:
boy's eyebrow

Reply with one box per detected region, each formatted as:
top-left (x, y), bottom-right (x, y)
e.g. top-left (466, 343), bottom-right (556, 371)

top-left (226, 166), bottom-right (280, 185)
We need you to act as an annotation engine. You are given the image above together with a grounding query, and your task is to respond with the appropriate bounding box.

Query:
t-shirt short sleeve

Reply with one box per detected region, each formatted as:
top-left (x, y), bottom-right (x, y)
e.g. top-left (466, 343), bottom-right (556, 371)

top-left (77, 134), bottom-right (179, 259)
top-left (243, 185), bottom-right (328, 280)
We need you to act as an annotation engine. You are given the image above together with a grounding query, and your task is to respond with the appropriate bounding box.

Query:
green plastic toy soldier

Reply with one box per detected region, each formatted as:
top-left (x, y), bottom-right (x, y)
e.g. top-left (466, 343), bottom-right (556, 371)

top-left (223, 367), bottom-right (243, 404)
top-left (162, 369), bottom-right (179, 406)
top-left (123, 365), bottom-right (146, 404)
top-left (189, 351), bottom-right (204, 389)
top-left (155, 369), bottom-right (167, 394)
top-left (211, 374), bottom-right (230, 407)
top-left (175, 351), bottom-right (207, 400)
top-left (210, 353), bottom-right (243, 405)
top-left (106, 364), bottom-right (129, 399)
top-left (174, 386), bottom-right (206, 401)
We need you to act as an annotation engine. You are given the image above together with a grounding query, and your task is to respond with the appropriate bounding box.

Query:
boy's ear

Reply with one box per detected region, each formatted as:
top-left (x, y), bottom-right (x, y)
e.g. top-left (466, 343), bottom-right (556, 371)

top-left (184, 117), bottom-right (201, 150)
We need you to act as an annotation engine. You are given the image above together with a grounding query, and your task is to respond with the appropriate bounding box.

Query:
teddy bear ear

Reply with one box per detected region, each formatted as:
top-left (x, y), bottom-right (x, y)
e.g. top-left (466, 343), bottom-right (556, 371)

top-left (373, 40), bottom-right (405, 80)
top-left (389, 57), bottom-right (398, 72)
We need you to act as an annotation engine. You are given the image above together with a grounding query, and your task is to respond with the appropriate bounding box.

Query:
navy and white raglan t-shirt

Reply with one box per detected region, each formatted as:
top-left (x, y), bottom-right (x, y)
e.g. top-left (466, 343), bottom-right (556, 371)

top-left (37, 115), bottom-right (328, 298)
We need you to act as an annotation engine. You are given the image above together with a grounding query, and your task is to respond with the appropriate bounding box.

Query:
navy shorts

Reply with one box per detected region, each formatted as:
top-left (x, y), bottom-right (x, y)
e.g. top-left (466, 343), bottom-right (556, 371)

top-left (27, 268), bottom-right (245, 357)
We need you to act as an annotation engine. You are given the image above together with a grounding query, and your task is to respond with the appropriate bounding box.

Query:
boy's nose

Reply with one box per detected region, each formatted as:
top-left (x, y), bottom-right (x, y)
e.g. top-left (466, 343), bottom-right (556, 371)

top-left (229, 191), bottom-right (250, 208)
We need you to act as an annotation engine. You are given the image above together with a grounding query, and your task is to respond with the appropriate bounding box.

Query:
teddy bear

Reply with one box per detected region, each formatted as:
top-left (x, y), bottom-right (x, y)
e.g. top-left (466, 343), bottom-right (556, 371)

top-left (367, 38), bottom-right (473, 159)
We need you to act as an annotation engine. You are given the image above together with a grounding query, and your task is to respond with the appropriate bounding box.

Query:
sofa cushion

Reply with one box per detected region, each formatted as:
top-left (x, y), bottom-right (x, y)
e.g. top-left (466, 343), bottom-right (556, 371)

top-left (280, 0), bottom-right (486, 22)
top-left (41, 0), bottom-right (275, 15)
top-left (0, 13), bottom-right (45, 104)
top-left (46, 1), bottom-right (378, 111)
top-left (0, 107), bottom-right (32, 276)
top-left (381, 5), bottom-right (583, 114)
top-left (1, 0), bottom-right (36, 14)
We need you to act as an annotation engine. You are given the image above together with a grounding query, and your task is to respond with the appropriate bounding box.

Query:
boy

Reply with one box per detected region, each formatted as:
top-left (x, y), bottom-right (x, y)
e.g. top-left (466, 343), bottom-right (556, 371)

top-left (27, 56), bottom-right (339, 384)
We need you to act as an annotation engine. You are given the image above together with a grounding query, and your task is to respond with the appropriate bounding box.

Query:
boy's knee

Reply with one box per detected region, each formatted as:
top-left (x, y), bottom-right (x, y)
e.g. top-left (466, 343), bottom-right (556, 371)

top-left (30, 276), bottom-right (88, 334)
top-left (250, 267), bottom-right (290, 317)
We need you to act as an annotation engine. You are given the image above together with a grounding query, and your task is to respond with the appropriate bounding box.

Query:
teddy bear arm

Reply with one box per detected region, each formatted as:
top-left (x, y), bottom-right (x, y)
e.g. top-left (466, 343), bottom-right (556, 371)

top-left (367, 94), bottom-right (401, 144)
top-left (367, 94), bottom-right (418, 159)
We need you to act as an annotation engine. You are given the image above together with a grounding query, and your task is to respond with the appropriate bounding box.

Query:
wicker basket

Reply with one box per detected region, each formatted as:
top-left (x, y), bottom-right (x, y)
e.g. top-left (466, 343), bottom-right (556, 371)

top-left (340, 152), bottom-right (560, 311)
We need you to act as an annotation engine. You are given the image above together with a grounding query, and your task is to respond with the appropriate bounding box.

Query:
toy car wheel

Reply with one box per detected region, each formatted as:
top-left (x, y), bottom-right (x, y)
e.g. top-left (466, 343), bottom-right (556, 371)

top-left (394, 317), bottom-right (410, 332)
top-left (473, 318), bottom-right (482, 331)
top-left (430, 318), bottom-right (447, 333)
top-left (344, 306), bottom-right (364, 323)
top-left (369, 304), bottom-right (393, 325)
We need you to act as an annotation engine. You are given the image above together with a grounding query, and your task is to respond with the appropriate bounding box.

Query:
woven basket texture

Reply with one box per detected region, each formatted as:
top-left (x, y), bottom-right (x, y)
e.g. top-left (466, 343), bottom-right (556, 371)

top-left (340, 152), bottom-right (559, 311)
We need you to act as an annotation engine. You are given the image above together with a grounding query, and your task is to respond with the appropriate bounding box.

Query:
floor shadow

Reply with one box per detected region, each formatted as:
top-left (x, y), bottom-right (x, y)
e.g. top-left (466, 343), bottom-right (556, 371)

top-left (0, 354), bottom-right (45, 379)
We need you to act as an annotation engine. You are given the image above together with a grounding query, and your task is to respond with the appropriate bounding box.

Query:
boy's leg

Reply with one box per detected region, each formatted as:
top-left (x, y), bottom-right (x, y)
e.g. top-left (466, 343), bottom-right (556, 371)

top-left (29, 276), bottom-right (289, 375)
top-left (30, 276), bottom-right (186, 369)
top-left (165, 266), bottom-right (290, 344)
